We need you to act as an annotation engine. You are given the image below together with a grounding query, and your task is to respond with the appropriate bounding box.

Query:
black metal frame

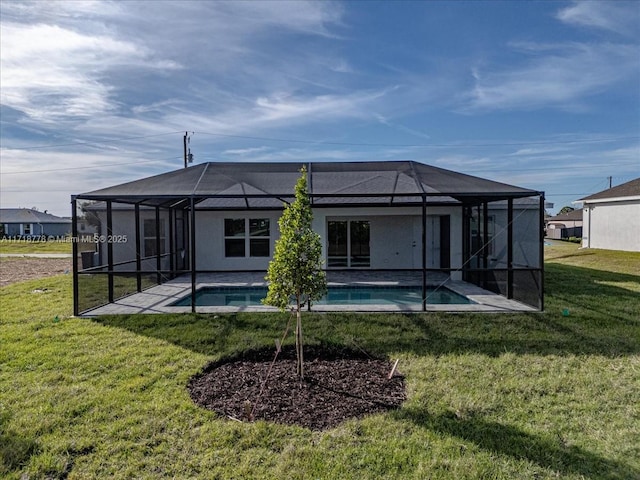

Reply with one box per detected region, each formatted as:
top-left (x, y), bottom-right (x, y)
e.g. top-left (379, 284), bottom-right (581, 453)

top-left (72, 163), bottom-right (545, 316)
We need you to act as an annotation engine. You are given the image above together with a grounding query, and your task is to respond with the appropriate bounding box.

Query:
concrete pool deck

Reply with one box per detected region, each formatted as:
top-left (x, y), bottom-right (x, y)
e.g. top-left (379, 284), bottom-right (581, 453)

top-left (82, 271), bottom-right (538, 315)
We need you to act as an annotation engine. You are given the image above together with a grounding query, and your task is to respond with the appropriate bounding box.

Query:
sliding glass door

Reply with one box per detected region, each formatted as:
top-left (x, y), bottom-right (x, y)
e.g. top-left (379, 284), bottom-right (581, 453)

top-left (327, 220), bottom-right (370, 268)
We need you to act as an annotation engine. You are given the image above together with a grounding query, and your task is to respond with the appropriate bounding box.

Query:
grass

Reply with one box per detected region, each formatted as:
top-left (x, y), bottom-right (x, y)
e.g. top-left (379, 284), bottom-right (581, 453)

top-left (0, 239), bottom-right (73, 254)
top-left (1, 243), bottom-right (639, 479)
top-left (0, 239), bottom-right (96, 254)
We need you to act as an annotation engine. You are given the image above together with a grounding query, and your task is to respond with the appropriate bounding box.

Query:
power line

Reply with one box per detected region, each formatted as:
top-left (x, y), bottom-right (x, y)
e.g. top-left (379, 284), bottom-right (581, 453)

top-left (195, 131), bottom-right (639, 148)
top-left (2, 157), bottom-right (180, 175)
top-left (3, 127), bottom-right (638, 155)
top-left (464, 162), bottom-right (639, 173)
top-left (5, 131), bottom-right (185, 151)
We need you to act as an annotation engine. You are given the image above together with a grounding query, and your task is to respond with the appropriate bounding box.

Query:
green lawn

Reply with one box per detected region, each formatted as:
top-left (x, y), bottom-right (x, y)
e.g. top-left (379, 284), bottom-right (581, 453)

top-left (1, 244), bottom-right (639, 479)
top-left (0, 239), bottom-right (97, 254)
top-left (0, 240), bottom-right (73, 254)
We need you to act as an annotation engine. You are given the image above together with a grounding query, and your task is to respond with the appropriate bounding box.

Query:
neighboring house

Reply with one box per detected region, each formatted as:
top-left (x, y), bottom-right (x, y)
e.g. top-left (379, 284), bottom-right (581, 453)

top-left (580, 178), bottom-right (640, 252)
top-left (545, 209), bottom-right (583, 240)
top-left (72, 161), bottom-right (545, 314)
top-left (0, 208), bottom-right (72, 238)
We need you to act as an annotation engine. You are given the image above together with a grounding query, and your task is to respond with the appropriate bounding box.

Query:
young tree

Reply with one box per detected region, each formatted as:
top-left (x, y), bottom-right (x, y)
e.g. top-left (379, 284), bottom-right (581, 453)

top-left (263, 167), bottom-right (327, 379)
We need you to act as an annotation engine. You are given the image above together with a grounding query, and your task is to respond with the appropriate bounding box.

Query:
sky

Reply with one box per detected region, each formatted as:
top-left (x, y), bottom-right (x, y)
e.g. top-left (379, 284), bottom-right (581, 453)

top-left (1, 0), bottom-right (639, 217)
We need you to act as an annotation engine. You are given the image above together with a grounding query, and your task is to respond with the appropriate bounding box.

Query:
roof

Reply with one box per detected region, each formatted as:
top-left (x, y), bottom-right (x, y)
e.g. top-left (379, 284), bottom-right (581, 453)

top-left (580, 178), bottom-right (640, 202)
top-left (0, 208), bottom-right (71, 224)
top-left (76, 160), bottom-right (541, 208)
top-left (548, 209), bottom-right (583, 222)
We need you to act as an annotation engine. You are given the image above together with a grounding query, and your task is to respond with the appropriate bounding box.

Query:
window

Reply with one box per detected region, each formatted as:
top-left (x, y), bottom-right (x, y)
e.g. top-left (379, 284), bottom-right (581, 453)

top-left (350, 221), bottom-right (371, 267)
top-left (22, 224), bottom-right (31, 235)
top-left (224, 218), bottom-right (245, 257)
top-left (225, 218), bottom-right (270, 258)
top-left (249, 218), bottom-right (270, 257)
top-left (327, 220), bottom-right (370, 268)
top-left (144, 219), bottom-right (165, 257)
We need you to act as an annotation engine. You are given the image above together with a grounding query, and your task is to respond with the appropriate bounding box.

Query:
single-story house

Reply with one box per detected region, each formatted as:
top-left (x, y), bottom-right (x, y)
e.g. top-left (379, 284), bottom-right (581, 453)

top-left (71, 161), bottom-right (545, 315)
top-left (0, 208), bottom-right (72, 238)
top-left (545, 209), bottom-right (583, 240)
top-left (580, 178), bottom-right (640, 252)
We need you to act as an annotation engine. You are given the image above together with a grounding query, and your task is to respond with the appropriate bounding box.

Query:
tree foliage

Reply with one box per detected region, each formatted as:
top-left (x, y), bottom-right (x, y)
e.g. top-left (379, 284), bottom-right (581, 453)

top-left (558, 206), bottom-right (575, 215)
top-left (263, 167), bottom-right (326, 378)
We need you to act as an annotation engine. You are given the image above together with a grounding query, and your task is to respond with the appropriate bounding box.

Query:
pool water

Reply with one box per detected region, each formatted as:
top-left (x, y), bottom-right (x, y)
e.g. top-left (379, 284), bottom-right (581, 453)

top-left (171, 285), bottom-right (474, 307)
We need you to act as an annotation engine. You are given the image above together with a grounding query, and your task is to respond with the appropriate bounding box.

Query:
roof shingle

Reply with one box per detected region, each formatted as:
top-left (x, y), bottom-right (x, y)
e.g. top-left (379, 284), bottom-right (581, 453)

top-left (580, 178), bottom-right (640, 201)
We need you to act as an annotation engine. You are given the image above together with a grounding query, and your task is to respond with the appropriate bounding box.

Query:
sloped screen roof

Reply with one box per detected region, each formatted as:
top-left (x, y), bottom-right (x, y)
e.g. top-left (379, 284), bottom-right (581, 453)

top-left (77, 161), bottom-right (540, 208)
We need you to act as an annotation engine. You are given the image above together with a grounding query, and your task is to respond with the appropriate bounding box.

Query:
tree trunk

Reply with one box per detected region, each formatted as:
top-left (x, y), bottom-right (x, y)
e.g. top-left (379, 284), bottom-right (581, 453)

top-left (295, 296), bottom-right (304, 379)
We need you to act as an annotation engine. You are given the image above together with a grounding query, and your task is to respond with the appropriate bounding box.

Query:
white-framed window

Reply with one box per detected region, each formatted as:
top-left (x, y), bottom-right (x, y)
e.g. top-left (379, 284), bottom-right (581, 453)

top-left (21, 224), bottom-right (32, 235)
top-left (224, 218), bottom-right (270, 258)
top-left (143, 219), bottom-right (165, 257)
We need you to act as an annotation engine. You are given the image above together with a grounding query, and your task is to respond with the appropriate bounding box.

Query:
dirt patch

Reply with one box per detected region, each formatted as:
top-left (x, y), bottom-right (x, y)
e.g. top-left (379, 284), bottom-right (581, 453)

top-left (0, 258), bottom-right (71, 287)
top-left (188, 345), bottom-right (406, 431)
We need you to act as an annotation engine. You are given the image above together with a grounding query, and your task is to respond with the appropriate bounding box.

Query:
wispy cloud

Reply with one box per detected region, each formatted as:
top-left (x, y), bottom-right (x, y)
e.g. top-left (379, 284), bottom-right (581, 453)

top-left (0, 21), bottom-right (180, 123)
top-left (0, 0), bottom-right (346, 130)
top-left (222, 146), bottom-right (271, 156)
top-left (556, 1), bottom-right (640, 37)
top-left (463, 42), bottom-right (638, 111)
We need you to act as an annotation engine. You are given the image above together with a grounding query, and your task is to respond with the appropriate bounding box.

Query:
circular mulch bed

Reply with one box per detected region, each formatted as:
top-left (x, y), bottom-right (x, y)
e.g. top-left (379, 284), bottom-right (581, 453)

top-left (187, 345), bottom-right (406, 430)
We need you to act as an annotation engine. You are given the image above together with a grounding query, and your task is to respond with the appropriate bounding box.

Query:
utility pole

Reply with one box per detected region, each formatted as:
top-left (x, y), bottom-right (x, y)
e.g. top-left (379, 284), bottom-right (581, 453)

top-left (607, 176), bottom-right (612, 189)
top-left (183, 132), bottom-right (187, 168)
top-left (183, 132), bottom-right (193, 168)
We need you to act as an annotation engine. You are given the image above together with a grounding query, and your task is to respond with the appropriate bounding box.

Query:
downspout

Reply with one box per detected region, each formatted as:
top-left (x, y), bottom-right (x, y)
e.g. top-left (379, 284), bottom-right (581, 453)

top-left (587, 206), bottom-right (592, 248)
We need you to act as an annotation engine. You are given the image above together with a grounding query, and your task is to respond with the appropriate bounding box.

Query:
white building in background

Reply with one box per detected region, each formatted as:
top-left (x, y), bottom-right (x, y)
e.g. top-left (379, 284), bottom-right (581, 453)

top-left (580, 178), bottom-right (640, 252)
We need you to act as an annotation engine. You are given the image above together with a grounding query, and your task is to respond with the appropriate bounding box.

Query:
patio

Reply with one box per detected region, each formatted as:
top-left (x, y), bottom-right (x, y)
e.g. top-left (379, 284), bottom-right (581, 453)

top-left (81, 271), bottom-right (537, 315)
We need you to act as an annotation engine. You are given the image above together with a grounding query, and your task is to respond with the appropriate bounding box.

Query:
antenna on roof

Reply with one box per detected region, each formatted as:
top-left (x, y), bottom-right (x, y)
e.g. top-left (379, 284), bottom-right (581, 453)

top-left (183, 131), bottom-right (194, 168)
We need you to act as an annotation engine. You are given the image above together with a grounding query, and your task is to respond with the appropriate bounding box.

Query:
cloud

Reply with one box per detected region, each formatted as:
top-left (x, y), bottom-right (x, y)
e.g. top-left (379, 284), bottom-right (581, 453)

top-left (0, 0), bottom-right (346, 130)
top-left (463, 42), bottom-right (639, 111)
top-left (222, 147), bottom-right (271, 156)
top-left (556, 1), bottom-right (640, 37)
top-left (0, 21), bottom-right (180, 123)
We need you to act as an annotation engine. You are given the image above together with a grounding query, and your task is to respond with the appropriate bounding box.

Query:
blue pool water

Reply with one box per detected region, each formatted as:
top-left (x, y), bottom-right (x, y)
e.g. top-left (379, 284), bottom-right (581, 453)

top-left (171, 285), bottom-right (474, 307)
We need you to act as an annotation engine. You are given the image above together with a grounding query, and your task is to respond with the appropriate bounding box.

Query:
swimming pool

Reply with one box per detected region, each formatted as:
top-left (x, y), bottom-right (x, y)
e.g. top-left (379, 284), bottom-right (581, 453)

top-left (170, 285), bottom-right (474, 307)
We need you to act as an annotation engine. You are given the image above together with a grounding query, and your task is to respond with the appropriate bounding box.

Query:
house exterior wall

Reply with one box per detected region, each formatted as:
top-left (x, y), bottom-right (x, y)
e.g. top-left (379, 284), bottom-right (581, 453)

top-left (582, 200), bottom-right (640, 252)
top-left (312, 206), bottom-right (463, 276)
top-left (194, 210), bottom-right (283, 271)
top-left (91, 202), bottom-right (540, 278)
top-left (193, 206), bottom-right (464, 278)
top-left (95, 208), bottom-right (171, 271)
top-left (2, 222), bottom-right (70, 237)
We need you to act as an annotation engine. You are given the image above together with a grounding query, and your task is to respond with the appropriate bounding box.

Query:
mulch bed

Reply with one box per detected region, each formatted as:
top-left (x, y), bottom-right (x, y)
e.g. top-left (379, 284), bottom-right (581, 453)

top-left (188, 345), bottom-right (406, 430)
